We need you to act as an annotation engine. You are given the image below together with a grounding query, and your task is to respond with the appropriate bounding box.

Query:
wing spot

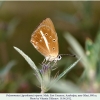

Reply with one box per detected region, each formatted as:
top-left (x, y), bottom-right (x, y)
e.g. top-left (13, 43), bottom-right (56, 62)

top-left (31, 40), bottom-right (34, 43)
top-left (52, 47), bottom-right (55, 50)
top-left (34, 45), bottom-right (39, 49)
top-left (45, 33), bottom-right (48, 36)
top-left (40, 40), bottom-right (42, 42)
top-left (53, 39), bottom-right (56, 42)
top-left (32, 34), bottom-right (34, 37)
top-left (49, 36), bottom-right (52, 39)
top-left (36, 42), bottom-right (38, 44)
top-left (41, 37), bottom-right (43, 39)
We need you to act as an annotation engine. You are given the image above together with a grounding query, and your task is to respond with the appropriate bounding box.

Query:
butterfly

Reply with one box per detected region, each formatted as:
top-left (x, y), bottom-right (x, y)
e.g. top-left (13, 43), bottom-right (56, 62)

top-left (30, 18), bottom-right (75, 63)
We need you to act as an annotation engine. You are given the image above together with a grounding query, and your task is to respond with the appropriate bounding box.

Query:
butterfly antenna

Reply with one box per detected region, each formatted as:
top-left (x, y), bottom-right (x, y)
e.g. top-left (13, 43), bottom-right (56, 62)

top-left (60, 54), bottom-right (76, 57)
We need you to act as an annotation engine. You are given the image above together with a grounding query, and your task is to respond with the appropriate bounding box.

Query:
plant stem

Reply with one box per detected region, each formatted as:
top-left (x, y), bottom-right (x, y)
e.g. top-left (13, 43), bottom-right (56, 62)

top-left (41, 90), bottom-right (44, 93)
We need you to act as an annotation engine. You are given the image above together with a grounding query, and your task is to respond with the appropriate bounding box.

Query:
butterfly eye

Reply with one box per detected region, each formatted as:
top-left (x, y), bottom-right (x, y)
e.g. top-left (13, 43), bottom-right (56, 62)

top-left (58, 55), bottom-right (62, 60)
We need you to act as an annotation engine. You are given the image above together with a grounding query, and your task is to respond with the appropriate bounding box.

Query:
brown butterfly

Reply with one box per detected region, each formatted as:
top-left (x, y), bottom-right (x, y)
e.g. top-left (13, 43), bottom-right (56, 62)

top-left (30, 18), bottom-right (75, 63)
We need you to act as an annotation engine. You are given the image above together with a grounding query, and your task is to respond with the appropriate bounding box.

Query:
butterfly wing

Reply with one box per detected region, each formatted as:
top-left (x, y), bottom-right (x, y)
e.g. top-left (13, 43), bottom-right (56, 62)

top-left (30, 18), bottom-right (59, 61)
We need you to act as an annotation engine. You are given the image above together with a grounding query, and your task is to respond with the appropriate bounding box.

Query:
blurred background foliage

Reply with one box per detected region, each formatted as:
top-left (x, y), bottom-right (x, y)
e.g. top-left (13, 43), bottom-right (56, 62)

top-left (0, 1), bottom-right (100, 93)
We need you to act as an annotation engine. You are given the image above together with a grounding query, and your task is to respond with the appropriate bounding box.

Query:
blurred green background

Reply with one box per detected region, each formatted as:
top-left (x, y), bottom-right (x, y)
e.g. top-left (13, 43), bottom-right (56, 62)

top-left (0, 1), bottom-right (100, 93)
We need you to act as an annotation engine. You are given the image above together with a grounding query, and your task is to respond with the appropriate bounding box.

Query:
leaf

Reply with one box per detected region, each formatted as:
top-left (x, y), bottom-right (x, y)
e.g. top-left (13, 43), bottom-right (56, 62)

top-left (47, 58), bottom-right (81, 91)
top-left (85, 38), bottom-right (95, 68)
top-left (51, 80), bottom-right (83, 93)
top-left (55, 58), bottom-right (81, 82)
top-left (0, 60), bottom-right (16, 78)
top-left (13, 46), bottom-right (42, 83)
top-left (64, 32), bottom-right (88, 68)
top-left (7, 18), bottom-right (20, 39)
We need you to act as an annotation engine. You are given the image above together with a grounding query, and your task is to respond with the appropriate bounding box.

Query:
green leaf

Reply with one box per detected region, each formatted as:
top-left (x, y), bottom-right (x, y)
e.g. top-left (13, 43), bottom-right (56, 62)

top-left (94, 30), bottom-right (100, 63)
top-left (85, 38), bottom-right (95, 68)
top-left (47, 58), bottom-right (81, 91)
top-left (51, 80), bottom-right (83, 93)
top-left (7, 18), bottom-right (20, 39)
top-left (55, 58), bottom-right (80, 82)
top-left (13, 46), bottom-right (42, 84)
top-left (86, 38), bottom-right (93, 57)
top-left (0, 60), bottom-right (16, 78)
top-left (64, 32), bottom-right (88, 68)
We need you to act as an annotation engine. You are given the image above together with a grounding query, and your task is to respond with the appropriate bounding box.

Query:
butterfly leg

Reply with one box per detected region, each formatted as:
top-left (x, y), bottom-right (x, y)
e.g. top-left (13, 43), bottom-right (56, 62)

top-left (42, 58), bottom-right (50, 66)
top-left (42, 58), bottom-right (46, 64)
top-left (51, 60), bottom-right (58, 70)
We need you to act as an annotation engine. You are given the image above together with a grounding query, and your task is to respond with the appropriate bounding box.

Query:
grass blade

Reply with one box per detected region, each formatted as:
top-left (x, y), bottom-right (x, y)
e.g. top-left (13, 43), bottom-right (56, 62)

top-left (47, 58), bottom-right (81, 91)
top-left (13, 46), bottom-right (42, 83)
